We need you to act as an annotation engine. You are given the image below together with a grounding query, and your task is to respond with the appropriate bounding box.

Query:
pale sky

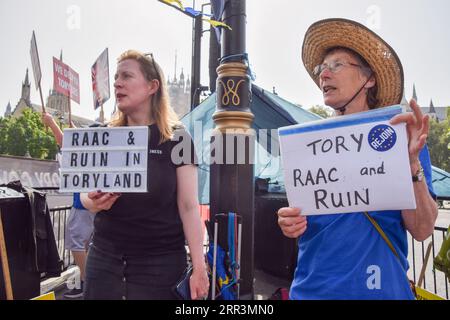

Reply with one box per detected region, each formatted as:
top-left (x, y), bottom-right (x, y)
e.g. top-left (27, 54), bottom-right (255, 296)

top-left (1, 0), bottom-right (449, 121)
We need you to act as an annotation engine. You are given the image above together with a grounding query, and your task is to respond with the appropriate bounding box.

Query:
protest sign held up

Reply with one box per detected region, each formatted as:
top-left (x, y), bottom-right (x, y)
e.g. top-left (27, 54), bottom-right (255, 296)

top-left (30, 31), bottom-right (42, 90)
top-left (53, 57), bottom-right (80, 104)
top-left (29, 31), bottom-right (46, 112)
top-left (91, 48), bottom-right (110, 110)
top-left (278, 106), bottom-right (416, 216)
top-left (59, 126), bottom-right (149, 193)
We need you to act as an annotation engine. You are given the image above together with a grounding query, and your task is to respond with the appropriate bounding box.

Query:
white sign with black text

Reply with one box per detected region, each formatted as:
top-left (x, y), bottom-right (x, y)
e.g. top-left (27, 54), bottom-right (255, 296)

top-left (278, 106), bottom-right (416, 216)
top-left (60, 126), bottom-right (149, 193)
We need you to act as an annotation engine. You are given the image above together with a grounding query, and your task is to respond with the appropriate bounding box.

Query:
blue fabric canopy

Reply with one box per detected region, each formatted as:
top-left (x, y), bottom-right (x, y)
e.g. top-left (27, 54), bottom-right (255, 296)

top-left (432, 166), bottom-right (450, 200)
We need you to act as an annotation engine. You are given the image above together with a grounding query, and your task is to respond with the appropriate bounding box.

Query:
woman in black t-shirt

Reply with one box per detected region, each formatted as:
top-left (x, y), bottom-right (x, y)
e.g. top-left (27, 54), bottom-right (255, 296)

top-left (81, 50), bottom-right (209, 300)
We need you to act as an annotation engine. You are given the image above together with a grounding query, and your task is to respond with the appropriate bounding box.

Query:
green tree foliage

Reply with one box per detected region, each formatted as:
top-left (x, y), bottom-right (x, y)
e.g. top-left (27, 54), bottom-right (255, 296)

top-left (0, 116), bottom-right (9, 155)
top-left (308, 105), bottom-right (333, 119)
top-left (0, 109), bottom-right (59, 160)
top-left (427, 109), bottom-right (450, 172)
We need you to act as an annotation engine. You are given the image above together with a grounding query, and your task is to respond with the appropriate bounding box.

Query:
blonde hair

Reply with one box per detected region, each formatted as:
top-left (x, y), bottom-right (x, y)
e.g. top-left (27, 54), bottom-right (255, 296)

top-left (109, 50), bottom-right (180, 143)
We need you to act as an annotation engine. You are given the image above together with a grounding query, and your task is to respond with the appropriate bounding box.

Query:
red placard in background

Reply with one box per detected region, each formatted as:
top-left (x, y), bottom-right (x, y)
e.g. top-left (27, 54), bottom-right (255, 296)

top-left (53, 57), bottom-right (80, 104)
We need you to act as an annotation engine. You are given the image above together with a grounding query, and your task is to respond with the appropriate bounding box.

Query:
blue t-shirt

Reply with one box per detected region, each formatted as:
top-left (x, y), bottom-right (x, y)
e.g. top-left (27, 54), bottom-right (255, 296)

top-left (72, 192), bottom-right (85, 210)
top-left (290, 146), bottom-right (436, 300)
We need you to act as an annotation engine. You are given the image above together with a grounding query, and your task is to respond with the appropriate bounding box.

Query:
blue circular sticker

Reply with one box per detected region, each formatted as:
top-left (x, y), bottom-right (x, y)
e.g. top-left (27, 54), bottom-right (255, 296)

top-left (368, 125), bottom-right (397, 152)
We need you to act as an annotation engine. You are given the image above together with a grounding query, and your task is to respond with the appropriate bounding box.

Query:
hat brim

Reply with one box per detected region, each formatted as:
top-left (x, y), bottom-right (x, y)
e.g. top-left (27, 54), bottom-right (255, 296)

top-left (302, 18), bottom-right (404, 108)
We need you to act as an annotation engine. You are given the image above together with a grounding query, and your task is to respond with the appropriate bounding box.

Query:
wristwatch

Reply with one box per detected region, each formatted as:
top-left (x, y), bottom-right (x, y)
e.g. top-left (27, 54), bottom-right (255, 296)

top-left (412, 164), bottom-right (424, 182)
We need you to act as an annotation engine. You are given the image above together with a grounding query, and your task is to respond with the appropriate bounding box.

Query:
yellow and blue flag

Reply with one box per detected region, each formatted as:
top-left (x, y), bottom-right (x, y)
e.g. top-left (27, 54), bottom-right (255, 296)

top-left (211, 0), bottom-right (226, 43)
top-left (161, 0), bottom-right (184, 11)
top-left (203, 18), bottom-right (232, 31)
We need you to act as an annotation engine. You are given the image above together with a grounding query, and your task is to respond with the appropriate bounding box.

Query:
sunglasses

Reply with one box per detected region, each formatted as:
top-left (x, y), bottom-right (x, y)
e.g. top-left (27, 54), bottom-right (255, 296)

top-left (144, 52), bottom-right (160, 80)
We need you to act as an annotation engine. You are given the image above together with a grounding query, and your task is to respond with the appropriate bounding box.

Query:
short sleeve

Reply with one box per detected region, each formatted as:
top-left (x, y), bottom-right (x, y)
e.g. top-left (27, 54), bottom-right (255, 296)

top-left (72, 192), bottom-right (86, 209)
top-left (419, 144), bottom-right (437, 200)
top-left (171, 126), bottom-right (198, 168)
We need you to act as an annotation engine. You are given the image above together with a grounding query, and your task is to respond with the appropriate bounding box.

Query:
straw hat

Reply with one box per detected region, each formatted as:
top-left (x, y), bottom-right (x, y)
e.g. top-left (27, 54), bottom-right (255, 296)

top-left (302, 18), bottom-right (404, 108)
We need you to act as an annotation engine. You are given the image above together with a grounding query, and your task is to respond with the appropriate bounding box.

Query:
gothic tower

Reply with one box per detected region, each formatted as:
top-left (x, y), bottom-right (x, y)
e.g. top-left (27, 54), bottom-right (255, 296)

top-left (4, 101), bottom-right (12, 117)
top-left (21, 69), bottom-right (31, 105)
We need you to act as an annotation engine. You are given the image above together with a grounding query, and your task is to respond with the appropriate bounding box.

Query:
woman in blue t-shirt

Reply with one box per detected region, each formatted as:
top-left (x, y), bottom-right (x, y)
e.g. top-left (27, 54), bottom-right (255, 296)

top-left (277, 19), bottom-right (438, 300)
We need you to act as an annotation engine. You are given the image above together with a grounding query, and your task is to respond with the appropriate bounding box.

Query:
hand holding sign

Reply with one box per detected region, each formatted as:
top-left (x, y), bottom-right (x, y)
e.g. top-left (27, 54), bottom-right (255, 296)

top-left (86, 191), bottom-right (121, 211)
top-left (60, 126), bottom-right (149, 193)
top-left (278, 106), bottom-right (416, 216)
top-left (277, 207), bottom-right (307, 238)
top-left (41, 111), bottom-right (56, 127)
top-left (390, 99), bottom-right (430, 173)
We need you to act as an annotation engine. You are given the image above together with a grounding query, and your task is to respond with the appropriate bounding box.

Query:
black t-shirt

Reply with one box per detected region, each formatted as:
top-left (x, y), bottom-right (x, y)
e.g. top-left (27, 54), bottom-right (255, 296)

top-left (92, 124), bottom-right (197, 256)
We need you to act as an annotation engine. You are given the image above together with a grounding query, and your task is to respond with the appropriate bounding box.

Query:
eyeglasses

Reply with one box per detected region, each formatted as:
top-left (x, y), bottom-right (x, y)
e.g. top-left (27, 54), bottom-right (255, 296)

top-left (313, 61), bottom-right (362, 77)
top-left (144, 52), bottom-right (159, 79)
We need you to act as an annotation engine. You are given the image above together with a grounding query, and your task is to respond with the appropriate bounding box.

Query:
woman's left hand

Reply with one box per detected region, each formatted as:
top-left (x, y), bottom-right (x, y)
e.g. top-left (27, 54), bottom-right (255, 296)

top-left (390, 99), bottom-right (430, 171)
top-left (189, 266), bottom-right (210, 300)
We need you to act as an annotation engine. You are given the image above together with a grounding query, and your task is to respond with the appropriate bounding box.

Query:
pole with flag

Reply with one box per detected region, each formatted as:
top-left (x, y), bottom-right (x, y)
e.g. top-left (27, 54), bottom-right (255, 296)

top-left (210, 0), bottom-right (255, 299)
top-left (158, 0), bottom-right (230, 109)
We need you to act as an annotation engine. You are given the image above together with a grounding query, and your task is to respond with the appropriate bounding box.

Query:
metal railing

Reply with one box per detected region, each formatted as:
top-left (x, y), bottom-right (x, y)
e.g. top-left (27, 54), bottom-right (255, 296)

top-left (48, 205), bottom-right (73, 273)
top-left (42, 189), bottom-right (449, 299)
top-left (408, 226), bottom-right (449, 299)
